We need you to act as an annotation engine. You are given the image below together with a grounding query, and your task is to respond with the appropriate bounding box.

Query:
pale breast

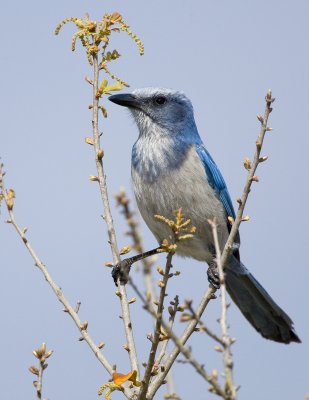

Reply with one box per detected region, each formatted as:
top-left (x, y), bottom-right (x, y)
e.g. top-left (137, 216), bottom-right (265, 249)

top-left (132, 146), bottom-right (229, 263)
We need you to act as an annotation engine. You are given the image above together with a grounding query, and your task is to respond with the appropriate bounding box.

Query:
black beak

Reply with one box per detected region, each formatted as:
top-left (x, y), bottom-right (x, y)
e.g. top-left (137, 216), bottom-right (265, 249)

top-left (108, 93), bottom-right (140, 109)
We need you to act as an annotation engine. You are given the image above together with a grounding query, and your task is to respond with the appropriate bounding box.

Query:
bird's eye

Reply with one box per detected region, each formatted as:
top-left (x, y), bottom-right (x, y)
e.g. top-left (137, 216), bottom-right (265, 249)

top-left (155, 96), bottom-right (166, 105)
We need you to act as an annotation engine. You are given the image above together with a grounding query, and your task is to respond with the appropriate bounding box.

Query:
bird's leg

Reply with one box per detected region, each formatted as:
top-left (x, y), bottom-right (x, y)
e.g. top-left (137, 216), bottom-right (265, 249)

top-left (207, 259), bottom-right (220, 290)
top-left (112, 247), bottom-right (161, 285)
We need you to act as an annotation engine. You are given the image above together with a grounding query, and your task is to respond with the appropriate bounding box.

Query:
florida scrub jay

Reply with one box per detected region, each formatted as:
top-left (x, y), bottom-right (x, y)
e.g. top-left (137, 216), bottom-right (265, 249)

top-left (109, 88), bottom-right (300, 344)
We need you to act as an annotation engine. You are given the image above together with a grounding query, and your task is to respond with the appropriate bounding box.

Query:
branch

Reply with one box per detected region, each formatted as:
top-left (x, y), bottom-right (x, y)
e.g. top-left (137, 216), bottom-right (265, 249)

top-left (137, 252), bottom-right (174, 400)
top-left (221, 90), bottom-right (275, 268)
top-left (209, 219), bottom-right (237, 400)
top-left (116, 189), bottom-right (178, 399)
top-left (91, 54), bottom-right (139, 375)
top-left (156, 295), bottom-right (179, 365)
top-left (185, 300), bottom-right (223, 345)
top-left (0, 167), bottom-right (134, 400)
top-left (146, 286), bottom-right (218, 399)
top-left (29, 343), bottom-right (53, 400)
top-left (128, 277), bottom-right (221, 399)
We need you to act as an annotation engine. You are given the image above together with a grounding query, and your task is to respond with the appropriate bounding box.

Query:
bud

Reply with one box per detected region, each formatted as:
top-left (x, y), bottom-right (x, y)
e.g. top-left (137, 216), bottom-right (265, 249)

top-left (81, 321), bottom-right (88, 331)
top-left (105, 262), bottom-right (113, 267)
top-left (251, 175), bottom-right (259, 182)
top-left (243, 158), bottom-right (251, 171)
top-left (211, 369), bottom-right (218, 380)
top-left (119, 245), bottom-right (131, 255)
top-left (123, 344), bottom-right (130, 352)
top-left (257, 114), bottom-right (264, 124)
top-left (97, 149), bottom-right (104, 160)
top-left (45, 350), bottom-right (53, 359)
top-left (29, 366), bottom-right (39, 376)
top-left (156, 266), bottom-right (164, 275)
top-left (179, 314), bottom-right (192, 322)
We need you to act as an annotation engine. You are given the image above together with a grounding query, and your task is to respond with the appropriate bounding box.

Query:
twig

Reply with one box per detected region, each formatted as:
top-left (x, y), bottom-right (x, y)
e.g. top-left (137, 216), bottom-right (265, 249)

top-left (91, 55), bottom-right (139, 375)
top-left (138, 252), bottom-right (174, 400)
top-left (30, 343), bottom-right (53, 400)
top-left (221, 90), bottom-right (275, 268)
top-left (185, 301), bottom-right (223, 345)
top-left (36, 360), bottom-right (43, 399)
top-left (156, 295), bottom-right (179, 365)
top-left (116, 190), bottom-right (178, 398)
top-left (0, 167), bottom-right (134, 400)
top-left (209, 219), bottom-right (236, 400)
top-left (147, 286), bottom-right (218, 399)
top-left (128, 277), bottom-right (221, 399)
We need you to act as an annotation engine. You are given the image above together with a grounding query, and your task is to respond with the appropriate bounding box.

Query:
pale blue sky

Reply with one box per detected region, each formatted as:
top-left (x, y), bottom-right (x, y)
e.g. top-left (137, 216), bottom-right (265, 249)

top-left (1, 1), bottom-right (308, 399)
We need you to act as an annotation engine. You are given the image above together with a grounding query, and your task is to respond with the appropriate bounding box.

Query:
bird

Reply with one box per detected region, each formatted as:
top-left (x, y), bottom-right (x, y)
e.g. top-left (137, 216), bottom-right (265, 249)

top-left (109, 87), bottom-right (300, 344)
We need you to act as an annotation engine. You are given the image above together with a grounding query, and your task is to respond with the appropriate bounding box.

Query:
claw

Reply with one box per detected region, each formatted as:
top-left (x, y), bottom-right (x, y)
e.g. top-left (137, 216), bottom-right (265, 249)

top-left (111, 260), bottom-right (132, 286)
top-left (207, 263), bottom-right (220, 290)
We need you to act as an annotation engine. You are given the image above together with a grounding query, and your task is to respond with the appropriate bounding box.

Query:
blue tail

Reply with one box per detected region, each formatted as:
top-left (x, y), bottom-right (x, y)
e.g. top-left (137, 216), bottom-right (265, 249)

top-left (225, 256), bottom-right (300, 343)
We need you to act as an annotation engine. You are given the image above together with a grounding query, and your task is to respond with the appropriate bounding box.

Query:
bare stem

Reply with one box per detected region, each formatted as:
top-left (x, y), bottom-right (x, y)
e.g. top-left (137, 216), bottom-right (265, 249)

top-left (185, 301), bottom-right (223, 345)
top-left (156, 295), bottom-right (179, 365)
top-left (36, 361), bottom-right (44, 399)
top-left (91, 54), bottom-right (139, 375)
top-left (209, 219), bottom-right (236, 400)
top-left (221, 90), bottom-right (275, 268)
top-left (138, 252), bottom-right (174, 400)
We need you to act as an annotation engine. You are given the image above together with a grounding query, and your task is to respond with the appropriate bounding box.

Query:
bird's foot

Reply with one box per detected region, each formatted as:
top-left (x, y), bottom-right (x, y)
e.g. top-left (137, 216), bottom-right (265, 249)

top-left (207, 263), bottom-right (220, 290)
top-left (112, 259), bottom-right (132, 286)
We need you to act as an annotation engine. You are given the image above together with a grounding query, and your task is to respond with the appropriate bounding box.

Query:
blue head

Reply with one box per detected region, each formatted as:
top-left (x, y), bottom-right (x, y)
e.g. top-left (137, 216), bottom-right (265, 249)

top-left (109, 88), bottom-right (203, 181)
top-left (109, 87), bottom-right (201, 143)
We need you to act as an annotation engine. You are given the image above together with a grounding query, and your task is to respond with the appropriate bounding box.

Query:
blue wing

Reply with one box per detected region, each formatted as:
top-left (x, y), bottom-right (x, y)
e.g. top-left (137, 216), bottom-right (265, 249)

top-left (196, 144), bottom-right (236, 219)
